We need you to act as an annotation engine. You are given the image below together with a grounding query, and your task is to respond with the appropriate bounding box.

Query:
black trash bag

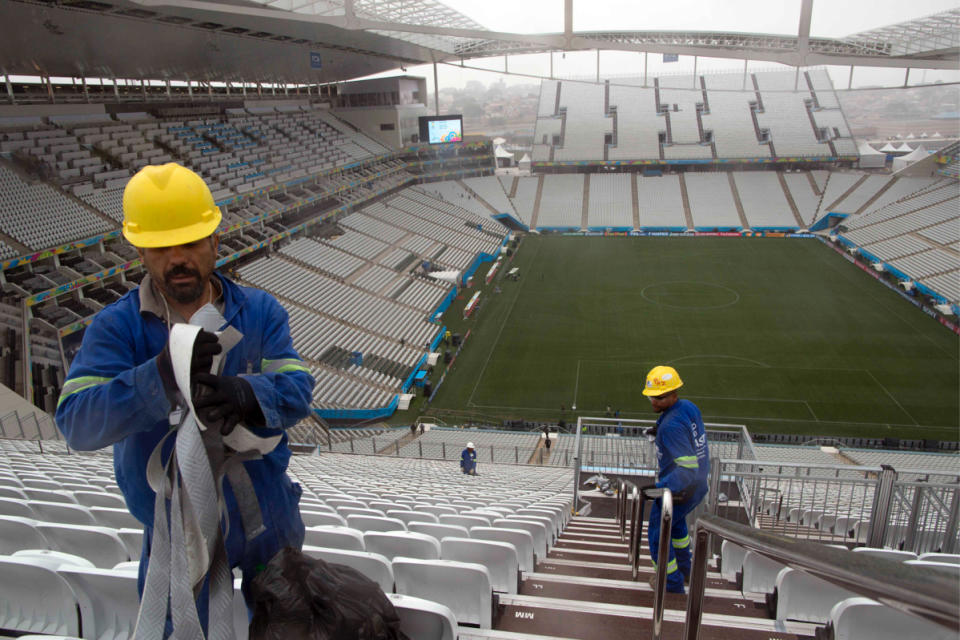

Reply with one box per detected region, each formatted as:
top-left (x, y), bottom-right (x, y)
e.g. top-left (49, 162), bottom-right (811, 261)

top-left (249, 547), bottom-right (410, 640)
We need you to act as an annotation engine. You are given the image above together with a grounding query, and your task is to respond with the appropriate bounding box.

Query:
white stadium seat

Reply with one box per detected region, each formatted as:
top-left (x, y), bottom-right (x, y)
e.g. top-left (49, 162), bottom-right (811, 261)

top-left (363, 531), bottom-right (441, 561)
top-left (57, 566), bottom-right (140, 639)
top-left (828, 597), bottom-right (956, 640)
top-left (300, 545), bottom-right (394, 593)
top-left (35, 523), bottom-right (130, 569)
top-left (0, 556), bottom-right (82, 636)
top-left (393, 557), bottom-right (493, 628)
top-left (303, 525), bottom-right (366, 551)
top-left (773, 567), bottom-right (858, 624)
top-left (387, 593), bottom-right (458, 640)
top-left (441, 537), bottom-right (519, 594)
top-left (471, 526), bottom-right (536, 574)
top-left (0, 515), bottom-right (49, 555)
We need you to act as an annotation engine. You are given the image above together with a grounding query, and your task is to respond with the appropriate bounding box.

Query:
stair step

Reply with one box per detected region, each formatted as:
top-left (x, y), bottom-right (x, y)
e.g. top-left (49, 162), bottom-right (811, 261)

top-left (495, 594), bottom-right (816, 640)
top-left (519, 574), bottom-right (770, 618)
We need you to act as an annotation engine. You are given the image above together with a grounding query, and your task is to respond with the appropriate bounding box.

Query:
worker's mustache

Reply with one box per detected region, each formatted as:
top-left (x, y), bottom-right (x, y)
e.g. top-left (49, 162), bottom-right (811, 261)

top-left (164, 265), bottom-right (201, 283)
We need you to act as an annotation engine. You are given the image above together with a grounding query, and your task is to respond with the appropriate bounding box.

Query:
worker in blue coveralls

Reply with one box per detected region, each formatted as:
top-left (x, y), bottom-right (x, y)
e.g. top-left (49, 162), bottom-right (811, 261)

top-left (55, 163), bottom-right (314, 629)
top-left (641, 365), bottom-right (709, 594)
top-left (461, 441), bottom-right (478, 475)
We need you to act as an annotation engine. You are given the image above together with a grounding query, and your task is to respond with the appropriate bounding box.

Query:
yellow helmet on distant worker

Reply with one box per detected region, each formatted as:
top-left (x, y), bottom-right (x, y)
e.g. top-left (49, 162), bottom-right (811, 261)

top-left (642, 365), bottom-right (683, 396)
top-left (122, 163), bottom-right (221, 248)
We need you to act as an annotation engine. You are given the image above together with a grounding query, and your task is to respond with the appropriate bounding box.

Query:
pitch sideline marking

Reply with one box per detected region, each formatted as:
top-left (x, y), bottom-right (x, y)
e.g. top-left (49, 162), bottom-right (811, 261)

top-left (467, 238), bottom-right (542, 408)
top-left (865, 370), bottom-right (919, 426)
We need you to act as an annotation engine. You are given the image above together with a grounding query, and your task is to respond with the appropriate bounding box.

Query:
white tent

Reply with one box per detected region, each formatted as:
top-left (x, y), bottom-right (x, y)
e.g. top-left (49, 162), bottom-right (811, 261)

top-left (905, 133), bottom-right (916, 140)
top-left (492, 136), bottom-right (507, 146)
top-left (932, 132), bottom-right (943, 138)
top-left (857, 141), bottom-right (886, 168)
top-left (494, 144), bottom-right (515, 167)
top-left (878, 142), bottom-right (899, 153)
top-left (892, 145), bottom-right (929, 171)
top-left (518, 153), bottom-right (531, 170)
top-left (427, 270), bottom-right (461, 285)
top-left (894, 143), bottom-right (913, 153)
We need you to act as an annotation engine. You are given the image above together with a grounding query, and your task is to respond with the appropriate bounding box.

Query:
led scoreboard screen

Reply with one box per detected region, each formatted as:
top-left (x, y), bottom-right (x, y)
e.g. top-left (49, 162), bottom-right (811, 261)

top-left (418, 115), bottom-right (463, 144)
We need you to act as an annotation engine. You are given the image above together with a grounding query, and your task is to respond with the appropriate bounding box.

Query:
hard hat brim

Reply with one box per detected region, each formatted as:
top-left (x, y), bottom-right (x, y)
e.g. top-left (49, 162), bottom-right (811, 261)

top-left (642, 382), bottom-right (682, 397)
top-left (123, 209), bottom-right (221, 248)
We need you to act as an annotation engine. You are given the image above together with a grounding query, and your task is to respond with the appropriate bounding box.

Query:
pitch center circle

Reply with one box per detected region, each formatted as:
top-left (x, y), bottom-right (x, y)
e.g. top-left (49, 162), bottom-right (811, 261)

top-left (640, 281), bottom-right (741, 310)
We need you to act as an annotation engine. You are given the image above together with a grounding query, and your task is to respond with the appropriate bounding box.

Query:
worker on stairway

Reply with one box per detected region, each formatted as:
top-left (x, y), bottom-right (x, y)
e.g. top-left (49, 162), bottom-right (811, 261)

top-left (641, 365), bottom-right (710, 594)
top-left (55, 163), bottom-right (315, 633)
top-left (461, 441), bottom-right (478, 475)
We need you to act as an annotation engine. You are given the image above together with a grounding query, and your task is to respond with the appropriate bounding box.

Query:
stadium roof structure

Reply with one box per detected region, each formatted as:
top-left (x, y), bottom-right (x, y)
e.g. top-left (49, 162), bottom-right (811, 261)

top-left (1, 0), bottom-right (957, 83)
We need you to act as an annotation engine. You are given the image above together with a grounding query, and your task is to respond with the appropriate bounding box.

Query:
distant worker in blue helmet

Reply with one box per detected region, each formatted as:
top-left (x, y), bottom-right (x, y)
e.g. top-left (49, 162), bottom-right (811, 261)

top-left (461, 441), bottom-right (478, 475)
top-left (642, 365), bottom-right (710, 594)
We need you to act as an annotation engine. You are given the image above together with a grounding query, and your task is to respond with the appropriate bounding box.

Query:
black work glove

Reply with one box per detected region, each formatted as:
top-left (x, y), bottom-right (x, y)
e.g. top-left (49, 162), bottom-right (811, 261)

top-left (642, 426), bottom-right (657, 438)
top-left (156, 329), bottom-right (222, 398)
top-left (192, 373), bottom-right (264, 435)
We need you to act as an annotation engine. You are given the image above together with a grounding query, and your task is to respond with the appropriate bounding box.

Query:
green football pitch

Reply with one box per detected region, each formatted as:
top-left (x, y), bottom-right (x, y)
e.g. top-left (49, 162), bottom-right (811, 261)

top-left (416, 235), bottom-right (959, 441)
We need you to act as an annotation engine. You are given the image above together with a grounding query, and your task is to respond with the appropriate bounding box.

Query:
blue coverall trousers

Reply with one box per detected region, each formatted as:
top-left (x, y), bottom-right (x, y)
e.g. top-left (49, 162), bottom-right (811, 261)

top-left (647, 497), bottom-right (700, 594)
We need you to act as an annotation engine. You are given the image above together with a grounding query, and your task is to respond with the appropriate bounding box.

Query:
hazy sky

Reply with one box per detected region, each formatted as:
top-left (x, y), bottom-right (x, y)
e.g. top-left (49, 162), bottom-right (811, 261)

top-left (359, 0), bottom-right (960, 93)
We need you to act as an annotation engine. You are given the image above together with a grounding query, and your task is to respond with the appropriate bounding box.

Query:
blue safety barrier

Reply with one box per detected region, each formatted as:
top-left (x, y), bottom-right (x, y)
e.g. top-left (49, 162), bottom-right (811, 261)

top-left (314, 395), bottom-right (399, 421)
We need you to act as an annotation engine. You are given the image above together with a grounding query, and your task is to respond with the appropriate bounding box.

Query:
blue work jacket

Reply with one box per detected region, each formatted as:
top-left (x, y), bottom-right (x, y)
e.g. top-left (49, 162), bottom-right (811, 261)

top-left (55, 273), bottom-right (315, 536)
top-left (654, 399), bottom-right (710, 504)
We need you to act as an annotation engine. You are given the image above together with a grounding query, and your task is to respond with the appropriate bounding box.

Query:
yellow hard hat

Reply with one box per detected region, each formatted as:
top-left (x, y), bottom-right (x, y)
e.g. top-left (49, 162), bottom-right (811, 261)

top-left (642, 365), bottom-right (683, 396)
top-left (122, 163), bottom-right (221, 248)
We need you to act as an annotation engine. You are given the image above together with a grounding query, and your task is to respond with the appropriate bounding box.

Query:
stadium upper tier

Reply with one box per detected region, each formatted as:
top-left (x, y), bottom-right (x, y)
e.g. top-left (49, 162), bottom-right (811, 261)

top-left (533, 69), bottom-right (856, 164)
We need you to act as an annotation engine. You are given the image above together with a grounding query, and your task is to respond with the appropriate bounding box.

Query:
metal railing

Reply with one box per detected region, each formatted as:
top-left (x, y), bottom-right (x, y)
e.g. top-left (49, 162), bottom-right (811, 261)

top-left (615, 478), bottom-right (674, 640)
top-left (683, 515), bottom-right (960, 639)
top-left (711, 458), bottom-right (960, 554)
top-left (0, 410), bottom-right (60, 441)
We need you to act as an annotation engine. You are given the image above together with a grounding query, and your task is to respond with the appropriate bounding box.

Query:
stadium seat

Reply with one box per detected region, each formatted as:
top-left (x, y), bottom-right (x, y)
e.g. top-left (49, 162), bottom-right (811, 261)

top-left (303, 525), bottom-right (365, 551)
top-left (0, 486), bottom-right (27, 500)
top-left (300, 545), bottom-right (394, 593)
top-left (363, 531), bottom-right (441, 561)
top-left (441, 537), bottom-right (519, 594)
top-left (72, 491), bottom-right (127, 509)
top-left (827, 597), bottom-right (956, 640)
top-left (918, 553), bottom-right (960, 565)
top-left (493, 518), bottom-right (548, 561)
top-left (471, 526), bottom-right (536, 573)
top-left (851, 548), bottom-right (916, 562)
top-left (29, 501), bottom-right (98, 526)
top-left (345, 515), bottom-right (406, 533)
top-left (773, 567), bottom-right (858, 624)
top-left (506, 514), bottom-right (556, 544)
top-left (57, 566), bottom-right (140, 639)
top-left (0, 556), bottom-right (82, 636)
top-left (35, 523), bottom-right (130, 569)
top-left (408, 522), bottom-right (470, 541)
top-left (117, 528), bottom-right (144, 559)
top-left (338, 506), bottom-right (387, 519)
top-left (393, 557), bottom-right (493, 628)
top-left (300, 510), bottom-right (347, 527)
top-left (21, 488), bottom-right (78, 504)
top-left (438, 514), bottom-right (492, 531)
top-left (0, 516), bottom-right (49, 555)
top-left (386, 593), bottom-right (458, 640)
top-left (89, 506), bottom-right (140, 529)
top-left (720, 540), bottom-right (748, 582)
top-left (741, 550), bottom-right (787, 594)
top-left (903, 560), bottom-right (960, 577)
top-left (12, 549), bottom-right (96, 570)
top-left (386, 510), bottom-right (438, 526)
top-left (0, 497), bottom-right (35, 518)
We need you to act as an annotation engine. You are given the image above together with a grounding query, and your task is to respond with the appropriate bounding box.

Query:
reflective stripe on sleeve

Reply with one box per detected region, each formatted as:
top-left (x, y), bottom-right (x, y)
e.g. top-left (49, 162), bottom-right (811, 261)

top-left (675, 455), bottom-right (699, 469)
top-left (260, 358), bottom-right (311, 375)
top-left (56, 375), bottom-right (112, 407)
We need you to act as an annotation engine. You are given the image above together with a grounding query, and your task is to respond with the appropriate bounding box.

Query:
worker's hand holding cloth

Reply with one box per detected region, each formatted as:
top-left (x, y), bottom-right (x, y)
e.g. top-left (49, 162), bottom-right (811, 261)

top-left (155, 328), bottom-right (265, 435)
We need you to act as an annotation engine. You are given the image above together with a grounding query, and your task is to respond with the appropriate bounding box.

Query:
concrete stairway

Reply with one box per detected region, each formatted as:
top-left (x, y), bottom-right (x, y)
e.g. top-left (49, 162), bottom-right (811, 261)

top-left (461, 515), bottom-right (819, 640)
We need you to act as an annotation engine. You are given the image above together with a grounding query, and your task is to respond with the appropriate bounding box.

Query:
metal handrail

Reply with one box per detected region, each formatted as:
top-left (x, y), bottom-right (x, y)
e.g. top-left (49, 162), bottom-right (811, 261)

top-left (683, 515), bottom-right (960, 639)
top-left (615, 479), bottom-right (674, 640)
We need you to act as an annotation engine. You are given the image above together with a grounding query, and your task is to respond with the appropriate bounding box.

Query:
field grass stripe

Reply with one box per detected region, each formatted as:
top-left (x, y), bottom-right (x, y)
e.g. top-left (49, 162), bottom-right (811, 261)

top-left (805, 240), bottom-right (958, 361)
top-left (865, 370), bottom-right (919, 426)
top-left (467, 237), bottom-right (543, 408)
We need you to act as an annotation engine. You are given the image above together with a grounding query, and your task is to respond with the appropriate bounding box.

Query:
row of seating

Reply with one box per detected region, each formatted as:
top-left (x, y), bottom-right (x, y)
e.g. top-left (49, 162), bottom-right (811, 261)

top-left (721, 540), bottom-right (958, 639)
